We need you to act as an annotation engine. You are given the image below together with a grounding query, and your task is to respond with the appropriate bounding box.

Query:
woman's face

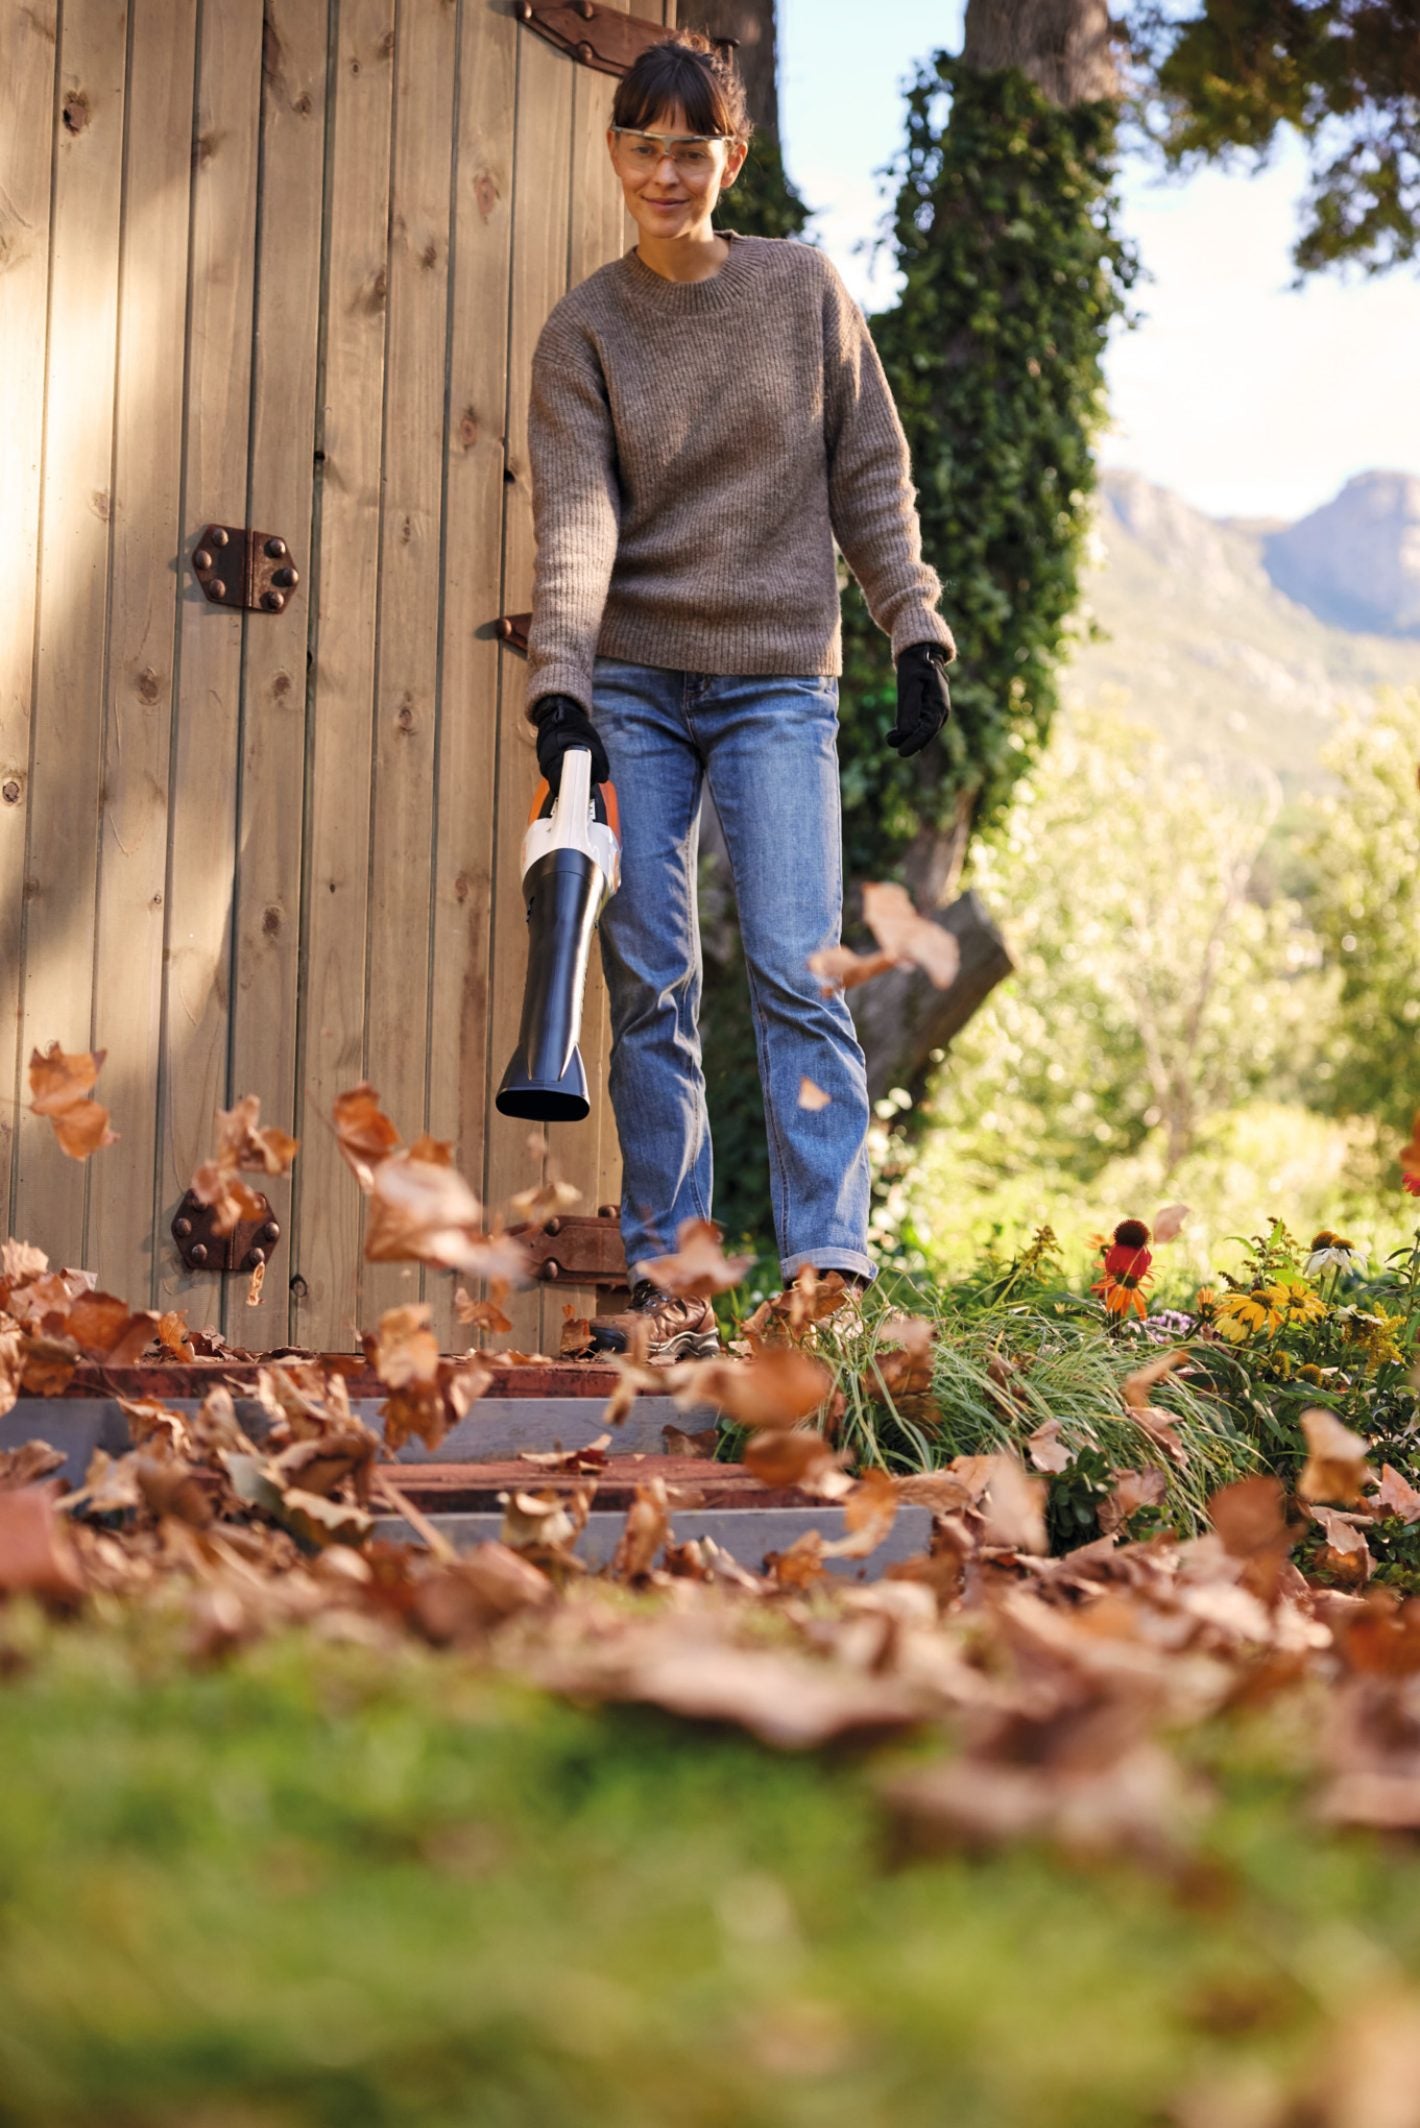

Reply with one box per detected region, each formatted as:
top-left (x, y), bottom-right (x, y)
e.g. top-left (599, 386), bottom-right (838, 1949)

top-left (607, 100), bottom-right (747, 243)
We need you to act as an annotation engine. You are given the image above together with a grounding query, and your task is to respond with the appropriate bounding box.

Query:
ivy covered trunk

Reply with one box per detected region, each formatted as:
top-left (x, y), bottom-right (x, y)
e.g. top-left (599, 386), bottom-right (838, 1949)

top-left (702, 2), bottom-right (1139, 1252)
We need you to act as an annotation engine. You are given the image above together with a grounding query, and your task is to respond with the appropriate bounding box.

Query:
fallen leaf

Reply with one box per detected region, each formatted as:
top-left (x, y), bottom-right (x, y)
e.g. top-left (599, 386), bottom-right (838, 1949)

top-left (670, 1347), bottom-right (833, 1431)
top-left (0, 1440), bottom-right (65, 1490)
top-left (1309, 1504), bottom-right (1374, 1585)
top-left (454, 1288), bottom-right (513, 1336)
top-left (1026, 1417), bottom-right (1074, 1475)
top-left (613, 1481), bottom-right (669, 1580)
top-left (744, 1429), bottom-right (851, 1497)
top-left (27, 1043), bottom-right (118, 1160)
top-left (0, 1486), bottom-right (85, 1602)
top-left (976, 1454), bottom-right (1048, 1554)
top-left (1098, 1465), bottom-right (1168, 1537)
top-left (861, 881), bottom-right (960, 989)
top-left (1299, 1407), bottom-right (1374, 1507)
top-left (1375, 1463), bottom-right (1420, 1525)
top-left (806, 944), bottom-right (898, 994)
top-left (640, 1217), bottom-right (753, 1300)
top-left (333, 1082), bottom-right (403, 1190)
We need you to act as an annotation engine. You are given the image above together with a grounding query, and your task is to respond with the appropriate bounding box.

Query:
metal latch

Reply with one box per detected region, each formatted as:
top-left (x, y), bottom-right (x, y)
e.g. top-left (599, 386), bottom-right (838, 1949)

top-left (193, 525), bottom-right (300, 613)
top-left (510, 1206), bottom-right (627, 1287)
top-left (171, 1189), bottom-right (283, 1275)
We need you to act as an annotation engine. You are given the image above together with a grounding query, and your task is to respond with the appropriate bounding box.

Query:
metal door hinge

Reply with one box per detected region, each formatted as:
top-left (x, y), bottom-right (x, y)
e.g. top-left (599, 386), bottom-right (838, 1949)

top-left (193, 525), bottom-right (301, 613)
top-left (172, 1188), bottom-right (283, 1275)
top-left (514, 2), bottom-right (676, 77)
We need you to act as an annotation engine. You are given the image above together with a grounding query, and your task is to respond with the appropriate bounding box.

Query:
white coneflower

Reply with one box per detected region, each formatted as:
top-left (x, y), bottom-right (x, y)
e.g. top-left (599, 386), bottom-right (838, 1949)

top-left (1305, 1229), bottom-right (1368, 1279)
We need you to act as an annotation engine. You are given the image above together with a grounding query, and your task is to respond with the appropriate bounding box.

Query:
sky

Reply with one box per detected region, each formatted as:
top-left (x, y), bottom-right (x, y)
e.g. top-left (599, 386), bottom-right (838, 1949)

top-left (776, 0), bottom-right (1420, 525)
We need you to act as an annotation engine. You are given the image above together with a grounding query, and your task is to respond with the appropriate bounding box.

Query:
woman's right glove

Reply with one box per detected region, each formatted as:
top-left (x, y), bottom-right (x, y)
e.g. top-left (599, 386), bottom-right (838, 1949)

top-left (531, 693), bottom-right (611, 794)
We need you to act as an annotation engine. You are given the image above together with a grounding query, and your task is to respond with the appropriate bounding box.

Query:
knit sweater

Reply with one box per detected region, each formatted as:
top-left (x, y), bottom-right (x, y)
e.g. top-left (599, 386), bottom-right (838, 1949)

top-left (524, 228), bottom-right (955, 718)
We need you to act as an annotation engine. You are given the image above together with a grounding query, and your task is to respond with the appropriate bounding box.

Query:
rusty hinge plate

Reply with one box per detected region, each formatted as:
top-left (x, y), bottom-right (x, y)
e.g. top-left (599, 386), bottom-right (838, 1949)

top-left (171, 1188), bottom-right (283, 1275)
top-left (495, 611), bottom-right (532, 655)
top-left (192, 525), bottom-right (301, 614)
top-left (514, 1), bottom-right (674, 76)
top-left (509, 1207), bottom-right (627, 1286)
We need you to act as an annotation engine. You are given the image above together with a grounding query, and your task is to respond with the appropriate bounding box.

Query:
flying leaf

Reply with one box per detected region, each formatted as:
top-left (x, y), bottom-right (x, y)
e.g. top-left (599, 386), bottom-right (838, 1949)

top-left (640, 1217), bottom-right (753, 1300)
top-left (861, 881), bottom-right (960, 989)
top-left (332, 1082), bottom-right (403, 1190)
top-left (806, 944), bottom-right (898, 995)
top-left (670, 1347), bottom-right (833, 1431)
top-left (28, 1043), bottom-right (118, 1160)
top-left (798, 1077), bottom-right (831, 1110)
top-left (1299, 1407), bottom-right (1373, 1507)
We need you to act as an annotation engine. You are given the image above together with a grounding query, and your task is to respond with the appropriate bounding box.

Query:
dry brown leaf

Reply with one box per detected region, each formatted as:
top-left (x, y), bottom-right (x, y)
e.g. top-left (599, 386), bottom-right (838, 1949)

top-left (0, 1485), bottom-right (85, 1602)
top-left (506, 1176), bottom-right (582, 1225)
top-left (0, 1440), bottom-right (66, 1490)
top-left (861, 881), bottom-right (960, 989)
top-left (1098, 1465), bottom-right (1168, 1537)
top-left (454, 1288), bottom-right (513, 1336)
top-left (1121, 1347), bottom-right (1192, 1409)
top-left (744, 1429), bottom-right (851, 1497)
top-left (1310, 1504), bottom-right (1374, 1585)
top-left (373, 1303), bottom-right (440, 1389)
top-left (639, 1217), bottom-right (753, 1300)
top-left (661, 1422), bottom-right (720, 1459)
top-left (1375, 1463), bottom-right (1420, 1525)
top-left (797, 1077), bottom-right (831, 1111)
top-left (28, 1043), bottom-right (118, 1160)
top-left (518, 1436), bottom-right (611, 1477)
top-left (559, 1305), bottom-right (595, 1358)
top-left (333, 1082), bottom-right (403, 1190)
top-left (976, 1454), bottom-right (1048, 1555)
top-left (65, 1292), bottom-right (159, 1365)
top-left (1025, 1417), bottom-right (1073, 1475)
top-left (613, 1481), bottom-right (670, 1580)
top-left (824, 1465), bottom-right (898, 1559)
top-left (670, 1346), bottom-right (833, 1431)
top-left (1151, 1203), bottom-right (1190, 1243)
top-left (0, 1240), bottom-right (48, 1288)
top-left (155, 1310), bottom-right (197, 1363)
top-left (363, 1151), bottom-right (484, 1268)
top-left (1299, 1407), bottom-right (1374, 1507)
top-left (806, 944), bottom-right (898, 995)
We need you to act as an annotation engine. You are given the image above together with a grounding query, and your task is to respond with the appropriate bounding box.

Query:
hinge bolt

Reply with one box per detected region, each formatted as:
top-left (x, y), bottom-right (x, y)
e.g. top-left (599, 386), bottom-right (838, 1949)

top-left (209, 580), bottom-right (227, 599)
top-left (544, 1260), bottom-right (561, 1281)
top-left (174, 1217), bottom-right (192, 1239)
top-left (189, 1242), bottom-right (208, 1266)
top-left (578, 1), bottom-right (595, 17)
top-left (262, 590), bottom-right (286, 612)
top-left (273, 566), bottom-right (299, 589)
top-left (194, 549), bottom-right (212, 572)
top-left (261, 1221), bottom-right (281, 1244)
top-left (265, 537), bottom-right (287, 559)
top-left (210, 527), bottom-right (229, 548)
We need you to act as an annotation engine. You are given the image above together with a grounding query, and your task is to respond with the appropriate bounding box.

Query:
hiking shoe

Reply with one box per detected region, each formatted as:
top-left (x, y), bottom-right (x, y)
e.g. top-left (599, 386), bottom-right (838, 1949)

top-left (590, 1279), bottom-right (721, 1362)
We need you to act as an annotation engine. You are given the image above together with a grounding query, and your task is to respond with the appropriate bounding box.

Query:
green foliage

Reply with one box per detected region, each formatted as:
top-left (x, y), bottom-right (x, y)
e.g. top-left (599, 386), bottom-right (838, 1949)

top-left (716, 127), bottom-right (813, 240)
top-left (1296, 687), bottom-right (1420, 1135)
top-left (839, 55), bottom-right (1141, 875)
top-left (1124, 0), bottom-right (1420, 277)
top-left (706, 57), bottom-right (1140, 1249)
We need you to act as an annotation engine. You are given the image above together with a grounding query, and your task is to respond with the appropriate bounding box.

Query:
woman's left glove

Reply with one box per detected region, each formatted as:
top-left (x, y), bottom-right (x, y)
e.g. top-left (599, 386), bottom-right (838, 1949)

top-left (888, 642), bottom-right (952, 758)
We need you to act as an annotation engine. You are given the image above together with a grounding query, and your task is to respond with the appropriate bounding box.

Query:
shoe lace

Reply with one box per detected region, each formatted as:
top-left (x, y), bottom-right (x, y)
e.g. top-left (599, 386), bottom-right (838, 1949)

top-left (629, 1279), bottom-right (668, 1311)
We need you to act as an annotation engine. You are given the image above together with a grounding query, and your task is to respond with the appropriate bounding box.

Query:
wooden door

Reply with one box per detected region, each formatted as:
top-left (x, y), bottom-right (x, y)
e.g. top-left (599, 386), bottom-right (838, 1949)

top-left (0, 0), bottom-right (674, 1353)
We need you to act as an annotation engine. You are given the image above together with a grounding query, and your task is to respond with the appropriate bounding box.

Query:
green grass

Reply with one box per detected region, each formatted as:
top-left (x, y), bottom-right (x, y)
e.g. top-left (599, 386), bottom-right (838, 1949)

top-left (4, 1612), bottom-right (1420, 2127)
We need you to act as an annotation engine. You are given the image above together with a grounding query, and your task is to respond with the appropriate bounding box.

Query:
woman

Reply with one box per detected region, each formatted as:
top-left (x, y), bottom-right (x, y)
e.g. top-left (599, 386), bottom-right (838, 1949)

top-left (525, 31), bottom-right (955, 1360)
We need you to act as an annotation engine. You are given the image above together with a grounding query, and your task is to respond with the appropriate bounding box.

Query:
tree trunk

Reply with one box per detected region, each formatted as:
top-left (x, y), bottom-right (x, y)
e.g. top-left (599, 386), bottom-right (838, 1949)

top-left (962, 0), bottom-right (1118, 105)
top-left (676, 0), bottom-right (782, 138)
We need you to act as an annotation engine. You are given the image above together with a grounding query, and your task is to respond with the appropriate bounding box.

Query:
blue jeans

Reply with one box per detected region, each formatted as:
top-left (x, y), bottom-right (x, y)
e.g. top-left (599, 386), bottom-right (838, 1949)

top-left (590, 657), bottom-right (875, 1287)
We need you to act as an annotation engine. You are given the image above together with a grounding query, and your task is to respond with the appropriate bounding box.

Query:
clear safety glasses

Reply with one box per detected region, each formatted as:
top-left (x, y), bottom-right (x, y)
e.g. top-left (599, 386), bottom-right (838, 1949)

top-left (610, 126), bottom-right (727, 175)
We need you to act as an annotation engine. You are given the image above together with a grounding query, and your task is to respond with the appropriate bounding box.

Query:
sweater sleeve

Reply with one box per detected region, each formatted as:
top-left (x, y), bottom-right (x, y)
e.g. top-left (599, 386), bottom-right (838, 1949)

top-left (525, 332), bottom-right (622, 719)
top-left (821, 260), bottom-right (956, 663)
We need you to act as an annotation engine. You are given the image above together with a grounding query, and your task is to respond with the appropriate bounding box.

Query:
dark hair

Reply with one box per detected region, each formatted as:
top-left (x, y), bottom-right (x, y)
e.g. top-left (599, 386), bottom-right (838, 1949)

top-left (611, 28), bottom-right (754, 145)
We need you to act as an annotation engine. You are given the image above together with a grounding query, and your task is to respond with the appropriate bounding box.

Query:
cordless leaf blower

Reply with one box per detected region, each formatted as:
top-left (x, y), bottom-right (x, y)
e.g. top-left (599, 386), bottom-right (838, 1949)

top-left (495, 746), bottom-right (621, 1123)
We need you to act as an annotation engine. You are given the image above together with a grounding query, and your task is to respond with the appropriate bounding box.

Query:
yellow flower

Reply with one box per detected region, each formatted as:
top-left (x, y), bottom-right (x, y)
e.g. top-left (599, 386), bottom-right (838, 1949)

top-left (1213, 1287), bottom-right (1288, 1342)
top-left (1339, 1305), bottom-right (1407, 1370)
top-left (1284, 1285), bottom-right (1328, 1326)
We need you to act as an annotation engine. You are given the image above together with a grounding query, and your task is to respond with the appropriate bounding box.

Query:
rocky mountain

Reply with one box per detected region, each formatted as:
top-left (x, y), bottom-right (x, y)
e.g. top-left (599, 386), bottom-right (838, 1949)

top-left (1060, 467), bottom-right (1420, 791)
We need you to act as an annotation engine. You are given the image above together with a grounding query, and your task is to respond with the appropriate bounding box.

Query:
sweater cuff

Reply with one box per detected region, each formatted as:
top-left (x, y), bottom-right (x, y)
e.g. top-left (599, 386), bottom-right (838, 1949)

top-left (524, 655), bottom-right (596, 723)
top-left (891, 608), bottom-right (956, 663)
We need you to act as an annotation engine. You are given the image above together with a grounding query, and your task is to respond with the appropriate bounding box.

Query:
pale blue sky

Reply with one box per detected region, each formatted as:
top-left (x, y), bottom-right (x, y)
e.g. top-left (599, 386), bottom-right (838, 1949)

top-left (777, 0), bottom-right (1419, 523)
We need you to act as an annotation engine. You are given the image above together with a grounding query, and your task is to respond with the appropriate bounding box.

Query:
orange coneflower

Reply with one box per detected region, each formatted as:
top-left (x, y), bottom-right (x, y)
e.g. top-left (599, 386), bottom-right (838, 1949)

top-left (1091, 1217), bottom-right (1154, 1319)
top-left (1401, 1110), bottom-right (1420, 1197)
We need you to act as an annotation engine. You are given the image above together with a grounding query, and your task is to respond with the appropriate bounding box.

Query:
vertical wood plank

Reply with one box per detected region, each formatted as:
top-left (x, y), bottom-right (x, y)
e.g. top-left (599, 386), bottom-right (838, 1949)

top-left (425, 0), bottom-right (516, 1352)
top-left (291, 0), bottom-right (395, 1352)
top-left (228, 0), bottom-right (329, 1346)
top-left (88, 0), bottom-right (198, 1304)
top-left (360, 0), bottom-right (458, 1329)
top-left (481, 23), bottom-right (573, 1353)
top-left (14, 0), bottom-right (128, 1265)
top-left (0, 0), bottom-right (60, 1228)
top-left (155, 0), bottom-right (264, 1318)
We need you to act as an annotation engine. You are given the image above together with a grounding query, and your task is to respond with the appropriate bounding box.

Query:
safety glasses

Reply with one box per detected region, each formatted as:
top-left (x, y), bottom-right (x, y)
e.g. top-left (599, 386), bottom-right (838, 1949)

top-left (610, 126), bottom-right (726, 175)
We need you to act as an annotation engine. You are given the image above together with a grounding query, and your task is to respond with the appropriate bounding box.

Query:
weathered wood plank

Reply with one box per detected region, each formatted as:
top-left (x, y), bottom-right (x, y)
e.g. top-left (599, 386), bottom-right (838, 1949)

top-left (228, 0), bottom-right (329, 1346)
top-left (482, 24), bottom-right (574, 1353)
top-left (425, 0), bottom-right (517, 1353)
top-left (0, 0), bottom-right (60, 1229)
top-left (155, 0), bottom-right (264, 1317)
top-left (14, 0), bottom-right (129, 1265)
top-left (88, 0), bottom-right (199, 1305)
top-left (289, 0), bottom-right (396, 1353)
top-left (360, 0), bottom-right (459, 1329)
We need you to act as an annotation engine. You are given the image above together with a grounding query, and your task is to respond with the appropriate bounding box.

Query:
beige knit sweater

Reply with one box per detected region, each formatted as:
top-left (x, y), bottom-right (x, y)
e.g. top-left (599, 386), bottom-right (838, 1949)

top-left (525, 228), bottom-right (955, 717)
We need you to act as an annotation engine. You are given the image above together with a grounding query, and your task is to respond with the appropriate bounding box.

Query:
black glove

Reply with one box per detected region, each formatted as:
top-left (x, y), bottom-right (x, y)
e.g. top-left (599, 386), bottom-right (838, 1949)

top-left (531, 693), bottom-right (610, 794)
top-left (888, 641), bottom-right (952, 758)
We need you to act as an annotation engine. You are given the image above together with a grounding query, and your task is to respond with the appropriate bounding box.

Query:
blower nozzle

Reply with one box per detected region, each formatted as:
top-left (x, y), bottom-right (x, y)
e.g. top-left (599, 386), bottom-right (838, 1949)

top-left (495, 746), bottom-right (620, 1124)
